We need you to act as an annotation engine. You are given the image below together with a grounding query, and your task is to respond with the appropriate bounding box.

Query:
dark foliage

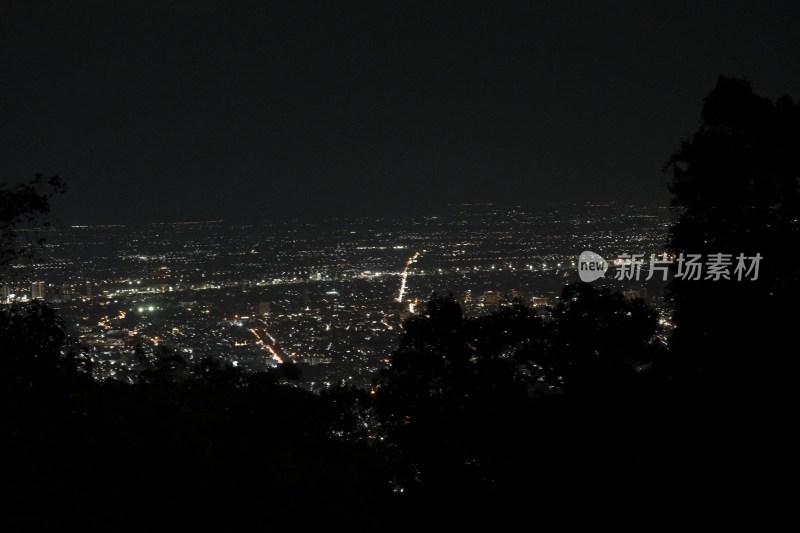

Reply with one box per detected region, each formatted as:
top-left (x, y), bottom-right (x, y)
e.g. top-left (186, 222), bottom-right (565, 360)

top-left (661, 76), bottom-right (800, 525)
top-left (664, 76), bottom-right (800, 384)
top-left (0, 174), bottom-right (65, 271)
top-left (371, 287), bottom-right (671, 526)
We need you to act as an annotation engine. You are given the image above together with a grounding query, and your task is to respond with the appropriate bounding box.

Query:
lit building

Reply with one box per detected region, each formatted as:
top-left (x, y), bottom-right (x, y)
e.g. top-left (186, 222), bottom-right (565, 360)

top-left (532, 296), bottom-right (551, 307)
top-left (623, 288), bottom-right (648, 300)
top-left (483, 291), bottom-right (501, 308)
top-left (31, 281), bottom-right (46, 300)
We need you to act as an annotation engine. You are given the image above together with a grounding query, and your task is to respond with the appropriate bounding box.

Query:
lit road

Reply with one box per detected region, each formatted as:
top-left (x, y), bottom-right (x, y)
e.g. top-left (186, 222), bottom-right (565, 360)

top-left (396, 251), bottom-right (421, 303)
top-left (249, 327), bottom-right (286, 364)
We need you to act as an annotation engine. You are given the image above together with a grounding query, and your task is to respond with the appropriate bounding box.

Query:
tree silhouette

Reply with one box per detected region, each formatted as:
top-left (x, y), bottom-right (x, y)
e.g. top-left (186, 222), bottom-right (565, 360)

top-left (664, 76), bottom-right (800, 385)
top-left (372, 287), bottom-right (662, 518)
top-left (551, 282), bottom-right (659, 394)
top-left (139, 345), bottom-right (188, 384)
top-left (661, 77), bottom-right (800, 520)
top-left (0, 174), bottom-right (65, 271)
top-left (0, 175), bottom-right (89, 391)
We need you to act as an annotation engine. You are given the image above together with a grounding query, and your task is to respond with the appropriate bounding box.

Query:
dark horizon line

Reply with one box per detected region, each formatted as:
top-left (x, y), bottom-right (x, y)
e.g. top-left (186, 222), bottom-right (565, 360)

top-left (44, 200), bottom-right (674, 229)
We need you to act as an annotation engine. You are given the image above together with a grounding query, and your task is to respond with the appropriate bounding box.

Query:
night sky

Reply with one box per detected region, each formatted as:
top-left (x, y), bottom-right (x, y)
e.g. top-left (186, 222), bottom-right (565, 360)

top-left (2, 0), bottom-right (799, 224)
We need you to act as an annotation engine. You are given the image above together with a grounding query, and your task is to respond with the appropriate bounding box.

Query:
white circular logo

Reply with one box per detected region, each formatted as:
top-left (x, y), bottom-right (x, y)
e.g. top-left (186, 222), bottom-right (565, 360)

top-left (578, 251), bottom-right (608, 282)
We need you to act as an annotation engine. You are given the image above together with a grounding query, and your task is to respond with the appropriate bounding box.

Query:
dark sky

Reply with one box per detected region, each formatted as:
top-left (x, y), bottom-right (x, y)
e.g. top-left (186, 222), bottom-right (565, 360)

top-left (2, 1), bottom-right (799, 224)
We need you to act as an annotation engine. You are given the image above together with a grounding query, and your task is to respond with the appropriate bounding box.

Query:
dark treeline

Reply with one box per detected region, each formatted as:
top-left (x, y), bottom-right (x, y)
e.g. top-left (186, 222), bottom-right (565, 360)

top-left (2, 77), bottom-right (798, 530)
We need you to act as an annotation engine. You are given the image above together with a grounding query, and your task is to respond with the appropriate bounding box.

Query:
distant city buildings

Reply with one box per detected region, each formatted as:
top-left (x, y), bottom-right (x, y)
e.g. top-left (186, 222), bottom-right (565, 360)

top-left (12, 204), bottom-right (672, 388)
